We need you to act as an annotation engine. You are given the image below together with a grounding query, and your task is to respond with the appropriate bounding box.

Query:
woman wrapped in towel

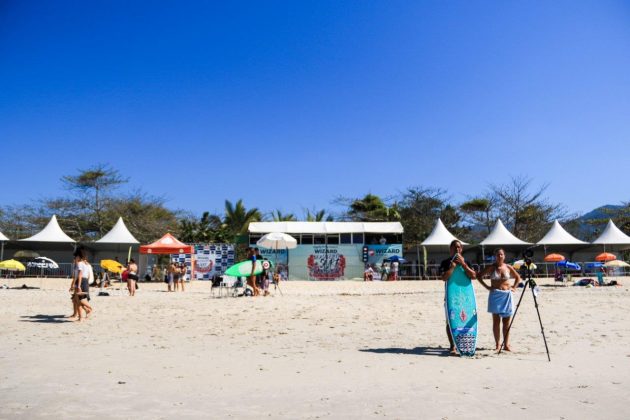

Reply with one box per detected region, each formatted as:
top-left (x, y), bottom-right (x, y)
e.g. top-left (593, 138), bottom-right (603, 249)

top-left (477, 248), bottom-right (522, 351)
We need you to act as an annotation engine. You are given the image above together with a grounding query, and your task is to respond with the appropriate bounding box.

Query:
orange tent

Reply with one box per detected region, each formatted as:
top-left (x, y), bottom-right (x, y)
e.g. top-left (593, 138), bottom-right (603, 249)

top-left (544, 253), bottom-right (565, 262)
top-left (595, 252), bottom-right (616, 262)
top-left (139, 233), bottom-right (193, 255)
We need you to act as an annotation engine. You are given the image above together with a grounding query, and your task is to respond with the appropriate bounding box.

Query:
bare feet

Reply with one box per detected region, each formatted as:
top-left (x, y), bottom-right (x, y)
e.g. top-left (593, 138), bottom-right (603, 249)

top-left (449, 347), bottom-right (457, 355)
top-left (503, 345), bottom-right (512, 352)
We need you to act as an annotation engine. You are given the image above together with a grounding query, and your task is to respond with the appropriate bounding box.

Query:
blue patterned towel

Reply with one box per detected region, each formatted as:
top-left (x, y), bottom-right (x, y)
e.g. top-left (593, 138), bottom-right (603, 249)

top-left (487, 289), bottom-right (514, 318)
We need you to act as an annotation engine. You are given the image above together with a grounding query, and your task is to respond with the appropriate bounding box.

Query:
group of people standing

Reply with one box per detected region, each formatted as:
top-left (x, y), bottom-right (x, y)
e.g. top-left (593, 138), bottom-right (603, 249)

top-left (363, 260), bottom-right (400, 281)
top-left (440, 240), bottom-right (522, 354)
top-left (165, 262), bottom-right (187, 292)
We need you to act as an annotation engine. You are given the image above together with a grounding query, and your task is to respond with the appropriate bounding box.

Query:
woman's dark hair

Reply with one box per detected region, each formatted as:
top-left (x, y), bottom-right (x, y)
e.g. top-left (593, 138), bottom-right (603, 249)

top-left (73, 248), bottom-right (86, 259)
top-left (129, 258), bottom-right (136, 264)
top-left (493, 248), bottom-right (505, 256)
top-left (450, 240), bottom-right (461, 248)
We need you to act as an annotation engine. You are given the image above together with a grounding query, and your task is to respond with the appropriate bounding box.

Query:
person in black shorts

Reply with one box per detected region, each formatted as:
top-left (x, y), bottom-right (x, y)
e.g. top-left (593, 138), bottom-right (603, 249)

top-left (440, 239), bottom-right (477, 354)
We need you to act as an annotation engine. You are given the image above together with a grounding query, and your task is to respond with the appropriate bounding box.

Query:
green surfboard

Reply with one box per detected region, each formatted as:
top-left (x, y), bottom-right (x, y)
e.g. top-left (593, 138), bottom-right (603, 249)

top-left (224, 259), bottom-right (273, 277)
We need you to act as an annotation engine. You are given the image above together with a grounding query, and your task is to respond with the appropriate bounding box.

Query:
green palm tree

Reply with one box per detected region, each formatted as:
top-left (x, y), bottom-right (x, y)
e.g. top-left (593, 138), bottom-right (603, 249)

top-left (223, 199), bottom-right (262, 237)
top-left (272, 210), bottom-right (297, 221)
top-left (305, 209), bottom-right (334, 222)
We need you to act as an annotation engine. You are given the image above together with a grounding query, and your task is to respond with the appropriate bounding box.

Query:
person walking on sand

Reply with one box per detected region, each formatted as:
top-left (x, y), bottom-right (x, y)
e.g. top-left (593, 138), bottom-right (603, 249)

top-left (246, 247), bottom-right (260, 296)
top-left (68, 248), bottom-right (93, 321)
top-left (172, 261), bottom-right (181, 291)
top-left (440, 240), bottom-right (476, 355)
top-left (178, 263), bottom-right (186, 292)
top-left (477, 248), bottom-right (522, 351)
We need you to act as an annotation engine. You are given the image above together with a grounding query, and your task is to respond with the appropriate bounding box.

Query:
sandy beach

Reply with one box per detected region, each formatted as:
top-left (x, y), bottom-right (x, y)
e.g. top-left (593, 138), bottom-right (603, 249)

top-left (1, 277), bottom-right (629, 419)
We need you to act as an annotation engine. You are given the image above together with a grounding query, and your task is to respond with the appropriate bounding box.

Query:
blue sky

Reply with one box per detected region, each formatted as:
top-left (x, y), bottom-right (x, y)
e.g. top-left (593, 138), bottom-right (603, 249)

top-left (1, 1), bottom-right (629, 219)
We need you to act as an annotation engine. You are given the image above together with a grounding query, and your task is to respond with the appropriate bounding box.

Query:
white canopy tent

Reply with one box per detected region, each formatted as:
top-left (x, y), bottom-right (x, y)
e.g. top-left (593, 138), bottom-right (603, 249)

top-left (19, 215), bottom-right (76, 243)
top-left (0, 230), bottom-right (8, 261)
top-left (248, 221), bottom-right (404, 234)
top-left (90, 217), bottom-right (140, 269)
top-left (419, 218), bottom-right (468, 275)
top-left (421, 218), bottom-right (467, 246)
top-left (480, 219), bottom-right (531, 247)
top-left (537, 220), bottom-right (588, 246)
top-left (95, 217), bottom-right (139, 244)
top-left (591, 219), bottom-right (630, 251)
top-left (480, 219), bottom-right (531, 261)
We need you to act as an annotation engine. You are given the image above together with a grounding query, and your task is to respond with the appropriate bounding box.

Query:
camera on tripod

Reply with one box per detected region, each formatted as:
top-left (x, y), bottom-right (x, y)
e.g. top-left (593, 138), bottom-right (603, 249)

top-left (522, 248), bottom-right (534, 267)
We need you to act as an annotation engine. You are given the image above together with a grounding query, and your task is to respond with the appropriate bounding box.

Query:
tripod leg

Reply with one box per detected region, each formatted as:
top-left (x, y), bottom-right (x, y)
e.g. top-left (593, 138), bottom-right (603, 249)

top-left (498, 282), bottom-right (528, 354)
top-left (530, 288), bottom-right (551, 362)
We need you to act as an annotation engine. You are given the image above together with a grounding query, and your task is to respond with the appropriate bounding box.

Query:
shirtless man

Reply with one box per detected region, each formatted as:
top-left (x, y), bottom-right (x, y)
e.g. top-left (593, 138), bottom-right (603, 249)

top-left (440, 239), bottom-right (476, 354)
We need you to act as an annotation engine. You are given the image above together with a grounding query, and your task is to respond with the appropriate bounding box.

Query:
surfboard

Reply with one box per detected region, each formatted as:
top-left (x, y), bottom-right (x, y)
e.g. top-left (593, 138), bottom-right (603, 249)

top-left (445, 265), bottom-right (478, 357)
top-left (224, 259), bottom-right (273, 277)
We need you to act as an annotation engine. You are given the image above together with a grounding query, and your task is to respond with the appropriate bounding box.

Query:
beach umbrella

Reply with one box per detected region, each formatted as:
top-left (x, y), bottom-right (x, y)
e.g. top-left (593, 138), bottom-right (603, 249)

top-left (385, 255), bottom-right (406, 263)
top-left (556, 260), bottom-right (581, 271)
top-left (100, 259), bottom-right (124, 274)
top-left (544, 253), bottom-right (565, 262)
top-left (256, 232), bottom-right (297, 281)
top-left (595, 252), bottom-right (616, 262)
top-left (603, 260), bottom-right (630, 268)
top-left (256, 232), bottom-right (298, 250)
top-left (26, 257), bottom-right (59, 270)
top-left (0, 259), bottom-right (26, 271)
top-left (513, 260), bottom-right (537, 270)
top-left (13, 250), bottom-right (40, 259)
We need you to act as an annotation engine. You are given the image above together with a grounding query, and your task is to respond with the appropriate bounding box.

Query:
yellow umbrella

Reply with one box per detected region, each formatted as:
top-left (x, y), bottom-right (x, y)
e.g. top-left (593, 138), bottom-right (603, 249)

top-left (513, 260), bottom-right (537, 270)
top-left (0, 259), bottom-right (26, 271)
top-left (100, 259), bottom-right (124, 274)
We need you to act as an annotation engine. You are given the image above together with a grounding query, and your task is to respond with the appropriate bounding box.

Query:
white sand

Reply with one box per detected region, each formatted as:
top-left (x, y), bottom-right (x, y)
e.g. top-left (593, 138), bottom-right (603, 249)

top-left (1, 277), bottom-right (629, 419)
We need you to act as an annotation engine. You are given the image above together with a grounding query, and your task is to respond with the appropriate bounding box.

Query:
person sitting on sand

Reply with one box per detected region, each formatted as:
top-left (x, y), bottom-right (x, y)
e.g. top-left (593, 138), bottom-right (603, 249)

top-left (440, 240), bottom-right (476, 355)
top-left (477, 248), bottom-right (522, 352)
top-left (364, 265), bottom-right (374, 281)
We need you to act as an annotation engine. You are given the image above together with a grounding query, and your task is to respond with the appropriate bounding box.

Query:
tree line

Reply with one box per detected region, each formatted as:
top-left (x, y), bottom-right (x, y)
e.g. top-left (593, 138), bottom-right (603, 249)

top-left (0, 165), bottom-right (628, 251)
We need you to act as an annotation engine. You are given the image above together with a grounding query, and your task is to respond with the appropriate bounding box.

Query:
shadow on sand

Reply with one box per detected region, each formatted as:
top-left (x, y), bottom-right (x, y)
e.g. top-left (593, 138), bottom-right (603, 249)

top-left (360, 346), bottom-right (454, 357)
top-left (20, 314), bottom-right (71, 323)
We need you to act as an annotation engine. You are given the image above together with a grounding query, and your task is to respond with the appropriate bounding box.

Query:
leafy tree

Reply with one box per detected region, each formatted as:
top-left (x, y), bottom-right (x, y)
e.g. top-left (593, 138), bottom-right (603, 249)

top-left (61, 164), bottom-right (128, 236)
top-left (488, 176), bottom-right (567, 242)
top-left (104, 193), bottom-right (179, 244)
top-left (460, 197), bottom-right (494, 233)
top-left (179, 211), bottom-right (228, 244)
top-left (398, 187), bottom-right (454, 246)
top-left (336, 194), bottom-right (400, 222)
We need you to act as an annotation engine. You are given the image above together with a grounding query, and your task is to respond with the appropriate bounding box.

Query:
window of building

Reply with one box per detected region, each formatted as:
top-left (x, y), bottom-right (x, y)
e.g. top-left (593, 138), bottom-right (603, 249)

top-left (301, 234), bottom-right (313, 244)
top-left (313, 234), bottom-right (326, 244)
top-left (352, 233), bottom-right (364, 244)
top-left (327, 234), bottom-right (339, 244)
top-left (340, 233), bottom-right (352, 244)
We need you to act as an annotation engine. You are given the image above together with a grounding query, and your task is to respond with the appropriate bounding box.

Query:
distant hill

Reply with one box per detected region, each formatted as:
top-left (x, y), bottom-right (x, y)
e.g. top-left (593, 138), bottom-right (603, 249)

top-left (573, 204), bottom-right (624, 239)
top-left (578, 204), bottom-right (623, 222)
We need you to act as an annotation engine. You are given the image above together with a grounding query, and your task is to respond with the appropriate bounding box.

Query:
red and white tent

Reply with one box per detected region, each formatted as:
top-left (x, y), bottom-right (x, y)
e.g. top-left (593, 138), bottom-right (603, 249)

top-left (139, 233), bottom-right (193, 255)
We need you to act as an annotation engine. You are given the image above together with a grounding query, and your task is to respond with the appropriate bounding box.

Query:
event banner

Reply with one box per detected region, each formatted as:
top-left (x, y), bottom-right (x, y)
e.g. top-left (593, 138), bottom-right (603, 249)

top-left (251, 246), bottom-right (289, 280)
top-left (286, 244), bottom-right (402, 281)
top-left (172, 244), bottom-right (235, 281)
